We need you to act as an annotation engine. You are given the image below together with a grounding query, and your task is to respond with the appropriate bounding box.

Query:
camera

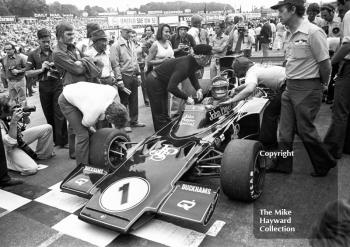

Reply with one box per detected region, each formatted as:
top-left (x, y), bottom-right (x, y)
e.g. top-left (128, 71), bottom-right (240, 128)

top-left (46, 65), bottom-right (60, 80)
top-left (8, 65), bottom-right (24, 76)
top-left (22, 105), bottom-right (36, 113)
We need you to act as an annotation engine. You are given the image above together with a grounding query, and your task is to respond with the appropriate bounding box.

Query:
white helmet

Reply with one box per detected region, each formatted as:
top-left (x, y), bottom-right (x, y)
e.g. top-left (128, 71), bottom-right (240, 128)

top-left (211, 77), bottom-right (229, 100)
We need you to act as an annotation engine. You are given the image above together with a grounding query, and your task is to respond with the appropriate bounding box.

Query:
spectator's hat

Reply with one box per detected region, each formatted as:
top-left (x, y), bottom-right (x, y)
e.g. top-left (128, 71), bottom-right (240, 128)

top-left (86, 23), bottom-right (101, 38)
top-left (321, 3), bottom-right (335, 12)
top-left (271, 0), bottom-right (305, 10)
top-left (120, 25), bottom-right (133, 32)
top-left (193, 44), bottom-right (212, 55)
top-left (37, 28), bottom-right (50, 39)
top-left (91, 29), bottom-right (107, 42)
top-left (177, 21), bottom-right (189, 30)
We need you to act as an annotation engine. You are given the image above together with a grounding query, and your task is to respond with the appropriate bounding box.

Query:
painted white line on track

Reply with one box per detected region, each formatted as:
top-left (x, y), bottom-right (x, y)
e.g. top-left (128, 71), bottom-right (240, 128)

top-left (206, 220), bottom-right (226, 237)
top-left (48, 181), bottom-right (62, 190)
top-left (0, 189), bottom-right (31, 211)
top-left (35, 189), bottom-right (88, 213)
top-left (37, 232), bottom-right (64, 247)
top-left (52, 214), bottom-right (119, 247)
top-left (131, 219), bottom-right (206, 247)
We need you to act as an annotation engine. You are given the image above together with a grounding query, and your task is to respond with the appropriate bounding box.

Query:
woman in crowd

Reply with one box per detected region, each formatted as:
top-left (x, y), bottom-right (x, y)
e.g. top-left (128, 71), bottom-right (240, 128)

top-left (139, 25), bottom-right (156, 107)
top-left (146, 23), bottom-right (174, 71)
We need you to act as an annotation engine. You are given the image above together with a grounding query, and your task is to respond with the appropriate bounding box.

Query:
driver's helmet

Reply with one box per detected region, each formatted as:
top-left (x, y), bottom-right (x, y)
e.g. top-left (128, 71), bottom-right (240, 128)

top-left (211, 76), bottom-right (229, 100)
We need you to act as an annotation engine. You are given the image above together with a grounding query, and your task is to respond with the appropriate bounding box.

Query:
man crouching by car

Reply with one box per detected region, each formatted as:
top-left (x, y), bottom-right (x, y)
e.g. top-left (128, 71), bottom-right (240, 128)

top-left (220, 57), bottom-right (286, 150)
top-left (0, 96), bottom-right (54, 176)
top-left (58, 82), bottom-right (128, 167)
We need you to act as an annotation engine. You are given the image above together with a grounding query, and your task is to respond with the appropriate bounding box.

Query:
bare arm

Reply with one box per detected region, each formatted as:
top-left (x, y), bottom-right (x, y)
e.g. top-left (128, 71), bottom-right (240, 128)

top-left (146, 42), bottom-right (168, 66)
top-left (319, 59), bottom-right (332, 86)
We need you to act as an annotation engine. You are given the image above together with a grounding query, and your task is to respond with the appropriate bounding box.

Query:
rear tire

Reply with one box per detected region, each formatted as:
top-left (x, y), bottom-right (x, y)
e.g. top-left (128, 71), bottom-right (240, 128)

top-left (220, 139), bottom-right (265, 202)
top-left (89, 128), bottom-right (130, 171)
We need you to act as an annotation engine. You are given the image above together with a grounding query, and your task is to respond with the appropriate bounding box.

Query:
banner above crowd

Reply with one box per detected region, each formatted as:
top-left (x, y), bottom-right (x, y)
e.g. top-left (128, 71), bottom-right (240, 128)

top-left (108, 16), bottom-right (158, 27)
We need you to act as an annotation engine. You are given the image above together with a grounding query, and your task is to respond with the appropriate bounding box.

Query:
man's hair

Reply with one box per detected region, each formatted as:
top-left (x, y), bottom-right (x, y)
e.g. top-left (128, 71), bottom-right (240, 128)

top-left (4, 42), bottom-right (16, 51)
top-left (105, 101), bottom-right (128, 129)
top-left (0, 96), bottom-right (11, 115)
top-left (55, 22), bottom-right (73, 40)
top-left (144, 25), bottom-right (154, 34)
top-left (310, 199), bottom-right (350, 246)
top-left (287, 3), bottom-right (306, 17)
top-left (156, 23), bottom-right (171, 41)
top-left (337, 0), bottom-right (350, 5)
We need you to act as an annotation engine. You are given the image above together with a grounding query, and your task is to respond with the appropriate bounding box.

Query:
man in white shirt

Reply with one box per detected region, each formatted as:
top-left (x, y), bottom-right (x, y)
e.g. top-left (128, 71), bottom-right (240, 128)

top-left (222, 57), bottom-right (286, 149)
top-left (324, 0), bottom-right (350, 159)
top-left (58, 82), bottom-right (128, 167)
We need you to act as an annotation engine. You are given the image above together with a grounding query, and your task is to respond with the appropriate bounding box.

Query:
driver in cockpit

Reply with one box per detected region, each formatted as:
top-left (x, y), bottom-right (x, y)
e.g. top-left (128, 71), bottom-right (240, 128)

top-left (201, 76), bottom-right (231, 108)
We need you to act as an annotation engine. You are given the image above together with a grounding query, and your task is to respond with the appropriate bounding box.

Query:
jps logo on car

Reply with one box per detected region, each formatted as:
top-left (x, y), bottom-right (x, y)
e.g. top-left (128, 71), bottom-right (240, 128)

top-left (149, 144), bottom-right (178, 161)
top-left (75, 178), bottom-right (88, 186)
top-left (177, 200), bottom-right (196, 211)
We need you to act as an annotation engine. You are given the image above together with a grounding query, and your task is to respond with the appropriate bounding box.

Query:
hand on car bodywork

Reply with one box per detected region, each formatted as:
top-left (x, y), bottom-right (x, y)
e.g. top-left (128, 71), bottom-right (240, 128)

top-left (196, 89), bottom-right (203, 101)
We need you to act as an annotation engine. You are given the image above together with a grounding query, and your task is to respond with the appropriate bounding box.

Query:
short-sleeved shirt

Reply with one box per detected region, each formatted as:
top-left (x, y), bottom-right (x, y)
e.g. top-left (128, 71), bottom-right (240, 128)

top-left (26, 47), bottom-right (56, 82)
top-left (0, 54), bottom-right (26, 80)
top-left (341, 10), bottom-right (350, 60)
top-left (245, 64), bottom-right (286, 91)
top-left (210, 33), bottom-right (229, 58)
top-left (284, 19), bottom-right (329, 79)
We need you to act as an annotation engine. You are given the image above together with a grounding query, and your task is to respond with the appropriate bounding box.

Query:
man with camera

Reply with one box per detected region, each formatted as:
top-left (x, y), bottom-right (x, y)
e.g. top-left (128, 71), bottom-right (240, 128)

top-left (0, 96), bottom-right (54, 176)
top-left (0, 42), bottom-right (27, 106)
top-left (228, 23), bottom-right (255, 57)
top-left (26, 28), bottom-right (68, 148)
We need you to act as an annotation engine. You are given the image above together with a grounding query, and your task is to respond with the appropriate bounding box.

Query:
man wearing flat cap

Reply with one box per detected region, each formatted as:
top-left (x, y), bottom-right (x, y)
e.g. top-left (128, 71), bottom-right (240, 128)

top-left (267, 0), bottom-right (336, 177)
top-left (76, 23), bottom-right (101, 55)
top-left (144, 44), bottom-right (211, 131)
top-left (110, 25), bottom-right (144, 133)
top-left (85, 29), bottom-right (115, 86)
top-left (26, 28), bottom-right (68, 148)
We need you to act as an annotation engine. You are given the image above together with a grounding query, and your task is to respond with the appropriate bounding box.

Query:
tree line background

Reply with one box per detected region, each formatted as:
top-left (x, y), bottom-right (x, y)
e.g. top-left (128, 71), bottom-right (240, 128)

top-left (0, 0), bottom-right (234, 17)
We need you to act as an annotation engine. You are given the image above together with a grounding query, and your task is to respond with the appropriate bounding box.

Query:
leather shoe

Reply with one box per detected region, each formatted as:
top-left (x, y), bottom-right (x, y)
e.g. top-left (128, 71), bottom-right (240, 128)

top-left (125, 127), bottom-right (132, 133)
top-left (0, 178), bottom-right (23, 187)
top-left (310, 170), bottom-right (329, 177)
top-left (131, 122), bottom-right (146, 128)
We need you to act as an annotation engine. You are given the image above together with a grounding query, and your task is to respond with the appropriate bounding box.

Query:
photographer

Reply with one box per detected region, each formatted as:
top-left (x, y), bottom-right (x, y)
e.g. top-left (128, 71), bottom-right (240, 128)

top-left (0, 96), bottom-right (54, 176)
top-left (26, 28), bottom-right (68, 148)
top-left (170, 21), bottom-right (196, 58)
top-left (0, 42), bottom-right (27, 106)
top-left (228, 24), bottom-right (255, 57)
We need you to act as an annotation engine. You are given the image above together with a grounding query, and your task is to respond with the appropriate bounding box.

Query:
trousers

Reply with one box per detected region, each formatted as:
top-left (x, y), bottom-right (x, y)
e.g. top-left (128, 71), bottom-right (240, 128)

top-left (145, 72), bottom-right (171, 132)
top-left (119, 74), bottom-right (139, 126)
top-left (6, 124), bottom-right (54, 175)
top-left (39, 81), bottom-right (68, 146)
top-left (58, 94), bottom-right (89, 166)
top-left (324, 62), bottom-right (350, 158)
top-left (276, 79), bottom-right (336, 173)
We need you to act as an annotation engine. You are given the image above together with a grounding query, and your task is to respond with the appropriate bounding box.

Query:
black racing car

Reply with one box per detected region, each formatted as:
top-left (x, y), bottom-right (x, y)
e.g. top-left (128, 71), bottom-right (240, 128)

top-left (60, 87), bottom-right (270, 233)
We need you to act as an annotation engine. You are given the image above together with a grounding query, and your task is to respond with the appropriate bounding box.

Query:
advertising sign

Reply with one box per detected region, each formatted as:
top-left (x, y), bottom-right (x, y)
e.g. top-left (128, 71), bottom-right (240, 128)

top-left (108, 16), bottom-right (158, 27)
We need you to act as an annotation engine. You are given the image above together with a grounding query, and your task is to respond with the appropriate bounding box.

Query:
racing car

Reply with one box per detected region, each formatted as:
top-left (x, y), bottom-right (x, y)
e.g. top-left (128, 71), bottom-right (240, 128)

top-left (60, 78), bottom-right (270, 233)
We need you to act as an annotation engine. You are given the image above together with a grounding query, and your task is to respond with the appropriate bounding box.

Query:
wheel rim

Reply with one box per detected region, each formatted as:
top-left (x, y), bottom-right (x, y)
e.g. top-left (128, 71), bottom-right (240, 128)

top-left (252, 153), bottom-right (265, 198)
top-left (107, 135), bottom-right (130, 170)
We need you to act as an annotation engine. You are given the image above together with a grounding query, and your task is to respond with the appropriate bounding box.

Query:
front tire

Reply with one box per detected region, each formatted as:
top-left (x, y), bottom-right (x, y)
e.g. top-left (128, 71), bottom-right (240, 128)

top-left (220, 139), bottom-right (265, 202)
top-left (89, 128), bottom-right (130, 171)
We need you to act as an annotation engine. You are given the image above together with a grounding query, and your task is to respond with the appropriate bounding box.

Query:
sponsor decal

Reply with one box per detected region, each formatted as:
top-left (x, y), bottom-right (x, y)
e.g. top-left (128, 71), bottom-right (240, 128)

top-left (179, 113), bottom-right (196, 126)
top-left (75, 178), bottom-right (89, 186)
top-left (83, 166), bottom-right (107, 175)
top-left (99, 177), bottom-right (150, 212)
top-left (208, 104), bottom-right (233, 121)
top-left (181, 184), bottom-right (212, 195)
top-left (177, 200), bottom-right (196, 211)
top-left (149, 144), bottom-right (178, 161)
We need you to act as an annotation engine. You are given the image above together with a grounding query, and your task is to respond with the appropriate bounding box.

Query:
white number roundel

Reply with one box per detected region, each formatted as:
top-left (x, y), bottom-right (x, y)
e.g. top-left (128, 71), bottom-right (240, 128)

top-left (99, 177), bottom-right (150, 212)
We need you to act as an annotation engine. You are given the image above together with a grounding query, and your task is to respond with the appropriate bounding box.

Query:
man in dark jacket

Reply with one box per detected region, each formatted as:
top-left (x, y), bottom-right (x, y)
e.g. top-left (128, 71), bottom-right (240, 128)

top-left (260, 19), bottom-right (272, 57)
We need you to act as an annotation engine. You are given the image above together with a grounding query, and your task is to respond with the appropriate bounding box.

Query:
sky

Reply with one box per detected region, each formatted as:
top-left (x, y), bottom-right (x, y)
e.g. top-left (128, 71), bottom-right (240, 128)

top-left (46, 0), bottom-right (329, 12)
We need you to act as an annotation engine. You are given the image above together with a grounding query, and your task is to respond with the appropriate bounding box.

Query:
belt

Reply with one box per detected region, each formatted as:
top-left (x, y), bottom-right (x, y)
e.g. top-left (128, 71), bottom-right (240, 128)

top-left (286, 78), bottom-right (320, 81)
